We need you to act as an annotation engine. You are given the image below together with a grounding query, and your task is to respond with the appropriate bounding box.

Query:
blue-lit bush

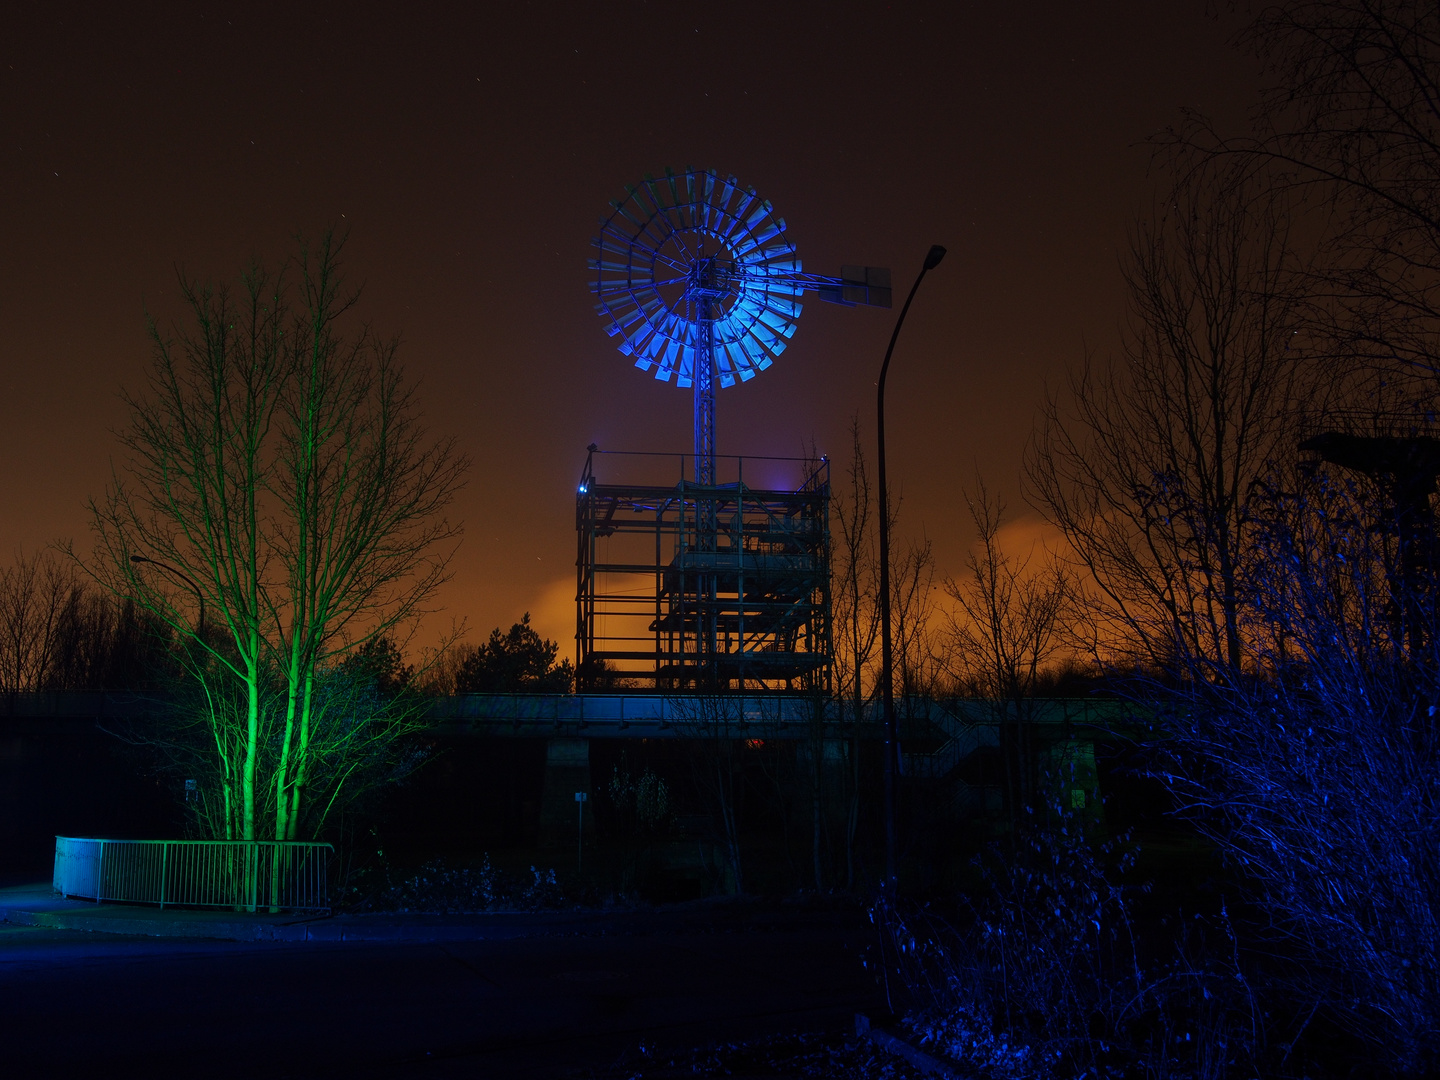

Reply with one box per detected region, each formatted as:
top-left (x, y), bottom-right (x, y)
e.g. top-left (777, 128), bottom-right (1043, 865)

top-left (1022, 129), bottom-right (1440, 1068)
top-left (1155, 467), bottom-right (1440, 1070)
top-left (878, 790), bottom-right (1261, 1079)
top-left (348, 853), bottom-right (564, 913)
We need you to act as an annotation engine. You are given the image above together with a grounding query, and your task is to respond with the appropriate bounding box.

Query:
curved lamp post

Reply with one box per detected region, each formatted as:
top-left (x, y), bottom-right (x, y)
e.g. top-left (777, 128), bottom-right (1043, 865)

top-left (130, 554), bottom-right (206, 637)
top-left (878, 243), bottom-right (947, 890)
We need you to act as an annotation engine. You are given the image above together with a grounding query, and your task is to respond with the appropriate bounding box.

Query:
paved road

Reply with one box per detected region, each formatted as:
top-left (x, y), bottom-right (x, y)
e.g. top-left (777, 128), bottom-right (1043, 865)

top-left (0, 906), bottom-right (885, 1078)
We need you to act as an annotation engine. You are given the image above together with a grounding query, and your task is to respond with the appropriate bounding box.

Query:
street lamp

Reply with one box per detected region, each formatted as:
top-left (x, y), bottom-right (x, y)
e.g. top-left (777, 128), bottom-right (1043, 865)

top-left (130, 554), bottom-right (206, 637)
top-left (877, 243), bottom-right (946, 890)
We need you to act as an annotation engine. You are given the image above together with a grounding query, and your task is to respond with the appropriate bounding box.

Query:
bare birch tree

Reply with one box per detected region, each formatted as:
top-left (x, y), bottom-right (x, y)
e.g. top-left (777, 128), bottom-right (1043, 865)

top-left (87, 266), bottom-right (285, 840)
top-left (86, 237), bottom-right (466, 843)
top-left (267, 236), bottom-right (466, 841)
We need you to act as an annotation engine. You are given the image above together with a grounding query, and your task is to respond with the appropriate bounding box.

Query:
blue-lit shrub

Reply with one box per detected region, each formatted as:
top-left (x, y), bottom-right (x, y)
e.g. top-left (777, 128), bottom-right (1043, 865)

top-left (878, 791), bottom-right (1260, 1078)
top-left (1155, 467), bottom-right (1440, 1071)
top-left (352, 853), bottom-right (564, 914)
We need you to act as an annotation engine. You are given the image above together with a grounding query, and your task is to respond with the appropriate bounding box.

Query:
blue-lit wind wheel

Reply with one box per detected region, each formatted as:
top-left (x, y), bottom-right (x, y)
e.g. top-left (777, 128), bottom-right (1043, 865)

top-left (590, 167), bottom-right (891, 484)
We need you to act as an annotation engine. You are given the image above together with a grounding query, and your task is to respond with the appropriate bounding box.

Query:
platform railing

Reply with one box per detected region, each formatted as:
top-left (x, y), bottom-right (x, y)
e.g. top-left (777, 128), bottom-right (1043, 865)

top-left (53, 837), bottom-right (332, 913)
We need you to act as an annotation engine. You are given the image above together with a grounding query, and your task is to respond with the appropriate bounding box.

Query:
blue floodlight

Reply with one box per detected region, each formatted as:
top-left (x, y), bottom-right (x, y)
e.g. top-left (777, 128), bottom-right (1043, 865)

top-left (590, 167), bottom-right (891, 485)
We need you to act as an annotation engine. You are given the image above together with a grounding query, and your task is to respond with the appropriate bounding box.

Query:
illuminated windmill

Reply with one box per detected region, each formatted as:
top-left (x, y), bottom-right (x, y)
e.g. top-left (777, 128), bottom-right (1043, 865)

top-left (577, 168), bottom-right (889, 690)
top-left (589, 167), bottom-right (891, 484)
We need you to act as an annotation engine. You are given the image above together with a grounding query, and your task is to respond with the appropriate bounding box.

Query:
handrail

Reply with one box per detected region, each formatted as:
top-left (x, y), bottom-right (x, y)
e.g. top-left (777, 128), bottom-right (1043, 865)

top-left (54, 837), bottom-right (332, 913)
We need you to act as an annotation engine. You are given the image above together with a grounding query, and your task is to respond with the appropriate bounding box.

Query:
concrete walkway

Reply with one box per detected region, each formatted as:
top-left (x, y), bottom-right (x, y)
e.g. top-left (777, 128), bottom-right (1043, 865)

top-left (0, 881), bottom-right (856, 943)
top-left (0, 881), bottom-right (335, 940)
top-left (0, 884), bottom-right (884, 1078)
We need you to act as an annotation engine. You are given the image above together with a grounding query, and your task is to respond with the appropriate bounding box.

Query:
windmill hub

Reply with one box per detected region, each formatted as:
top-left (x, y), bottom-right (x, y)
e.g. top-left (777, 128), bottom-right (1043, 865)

top-left (685, 256), bottom-right (733, 306)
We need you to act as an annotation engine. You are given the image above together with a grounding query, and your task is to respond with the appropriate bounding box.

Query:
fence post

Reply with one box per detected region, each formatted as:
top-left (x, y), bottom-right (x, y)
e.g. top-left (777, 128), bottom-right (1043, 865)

top-left (248, 843), bottom-right (258, 913)
top-left (160, 842), bottom-right (168, 909)
top-left (97, 840), bottom-right (105, 902)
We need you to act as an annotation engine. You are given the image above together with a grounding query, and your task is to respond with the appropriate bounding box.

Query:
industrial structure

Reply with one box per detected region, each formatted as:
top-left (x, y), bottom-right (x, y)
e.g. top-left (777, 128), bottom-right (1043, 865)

top-left (575, 448), bottom-right (831, 691)
top-left (581, 167), bottom-right (890, 690)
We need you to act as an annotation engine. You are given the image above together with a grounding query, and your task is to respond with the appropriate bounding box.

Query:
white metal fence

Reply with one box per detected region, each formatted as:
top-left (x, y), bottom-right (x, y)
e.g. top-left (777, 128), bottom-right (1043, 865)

top-left (53, 837), bottom-right (332, 913)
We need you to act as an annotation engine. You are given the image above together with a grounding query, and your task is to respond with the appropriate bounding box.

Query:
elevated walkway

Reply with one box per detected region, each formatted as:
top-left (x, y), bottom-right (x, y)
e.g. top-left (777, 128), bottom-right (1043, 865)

top-left (1, 690), bottom-right (1132, 741)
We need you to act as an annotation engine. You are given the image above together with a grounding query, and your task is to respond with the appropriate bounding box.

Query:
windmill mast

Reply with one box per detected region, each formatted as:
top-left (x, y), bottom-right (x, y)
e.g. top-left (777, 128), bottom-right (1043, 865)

top-left (694, 295), bottom-right (715, 487)
top-left (688, 246), bottom-right (721, 486)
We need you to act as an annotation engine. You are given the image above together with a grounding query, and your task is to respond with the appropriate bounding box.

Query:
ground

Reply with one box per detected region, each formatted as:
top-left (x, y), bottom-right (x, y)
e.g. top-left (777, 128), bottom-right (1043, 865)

top-left (0, 894), bottom-right (905, 1078)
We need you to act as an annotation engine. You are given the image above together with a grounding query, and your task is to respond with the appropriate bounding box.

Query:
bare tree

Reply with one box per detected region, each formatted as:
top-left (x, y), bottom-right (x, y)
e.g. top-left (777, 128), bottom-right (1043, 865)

top-left (86, 265), bottom-right (285, 840)
top-left (833, 420), bottom-right (880, 723)
top-left (1028, 173), bottom-right (1304, 679)
top-left (46, 588), bottom-right (171, 691)
top-left (831, 419), bottom-right (880, 888)
top-left (267, 235), bottom-right (466, 841)
top-left (1179, 1), bottom-right (1440, 393)
top-left (823, 418), bottom-right (939, 888)
top-left (942, 482), bottom-right (1071, 832)
top-left (0, 548), bottom-right (176, 694)
top-left (0, 549), bottom-right (83, 693)
top-left (890, 530), bottom-right (938, 700)
top-left (85, 237), bottom-right (466, 843)
top-left (1032, 138), bottom-right (1438, 1065)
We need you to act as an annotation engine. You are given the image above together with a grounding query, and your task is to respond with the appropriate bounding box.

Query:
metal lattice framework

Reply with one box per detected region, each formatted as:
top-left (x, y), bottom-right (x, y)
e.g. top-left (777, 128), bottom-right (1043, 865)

top-left (590, 167), bottom-right (891, 484)
top-left (576, 450), bottom-right (831, 692)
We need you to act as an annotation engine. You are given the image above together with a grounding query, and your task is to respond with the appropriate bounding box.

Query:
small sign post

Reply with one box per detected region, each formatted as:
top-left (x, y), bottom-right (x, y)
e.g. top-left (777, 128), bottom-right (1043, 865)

top-left (575, 791), bottom-right (589, 874)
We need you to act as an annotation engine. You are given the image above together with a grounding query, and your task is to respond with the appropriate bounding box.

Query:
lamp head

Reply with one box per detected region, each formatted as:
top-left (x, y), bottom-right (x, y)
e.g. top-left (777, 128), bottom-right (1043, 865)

top-left (129, 555), bottom-right (145, 563)
top-left (924, 245), bottom-right (947, 271)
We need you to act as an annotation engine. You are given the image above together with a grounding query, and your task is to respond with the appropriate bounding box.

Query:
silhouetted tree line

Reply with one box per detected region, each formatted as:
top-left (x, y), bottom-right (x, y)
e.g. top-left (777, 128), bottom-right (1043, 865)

top-left (455, 613), bottom-right (574, 693)
top-left (0, 550), bottom-right (174, 692)
top-left (0, 545), bottom-right (572, 703)
top-left (418, 613), bottom-right (573, 694)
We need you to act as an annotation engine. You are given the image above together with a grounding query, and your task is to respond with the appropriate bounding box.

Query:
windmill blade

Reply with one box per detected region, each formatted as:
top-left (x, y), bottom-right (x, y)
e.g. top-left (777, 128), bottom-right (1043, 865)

top-left (663, 168), bottom-right (684, 219)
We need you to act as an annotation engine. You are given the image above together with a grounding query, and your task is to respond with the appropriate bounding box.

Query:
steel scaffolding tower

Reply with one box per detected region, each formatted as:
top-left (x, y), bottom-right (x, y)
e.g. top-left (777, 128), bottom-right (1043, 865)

top-left (575, 449), bottom-right (831, 692)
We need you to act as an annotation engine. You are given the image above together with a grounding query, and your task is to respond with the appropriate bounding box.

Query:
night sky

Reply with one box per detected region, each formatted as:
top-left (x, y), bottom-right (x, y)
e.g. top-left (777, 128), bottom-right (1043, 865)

top-left (1, 2), bottom-right (1257, 649)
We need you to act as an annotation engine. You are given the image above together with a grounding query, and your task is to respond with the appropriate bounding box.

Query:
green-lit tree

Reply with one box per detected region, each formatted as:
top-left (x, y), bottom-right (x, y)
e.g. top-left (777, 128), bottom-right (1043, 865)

top-left (85, 235), bottom-right (467, 842)
top-left (87, 264), bottom-right (285, 840)
top-left (266, 236), bottom-right (465, 841)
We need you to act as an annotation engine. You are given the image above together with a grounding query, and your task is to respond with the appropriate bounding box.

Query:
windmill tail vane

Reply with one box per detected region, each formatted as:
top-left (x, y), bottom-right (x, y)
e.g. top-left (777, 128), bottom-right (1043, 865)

top-left (589, 165), bottom-right (890, 485)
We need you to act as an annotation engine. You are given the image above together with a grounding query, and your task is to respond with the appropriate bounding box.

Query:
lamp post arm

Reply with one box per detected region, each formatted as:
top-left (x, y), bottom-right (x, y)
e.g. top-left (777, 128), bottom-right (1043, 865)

top-left (130, 554), bottom-right (207, 637)
top-left (877, 267), bottom-right (934, 428)
top-left (876, 264), bottom-right (932, 618)
top-left (876, 243), bottom-right (945, 892)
